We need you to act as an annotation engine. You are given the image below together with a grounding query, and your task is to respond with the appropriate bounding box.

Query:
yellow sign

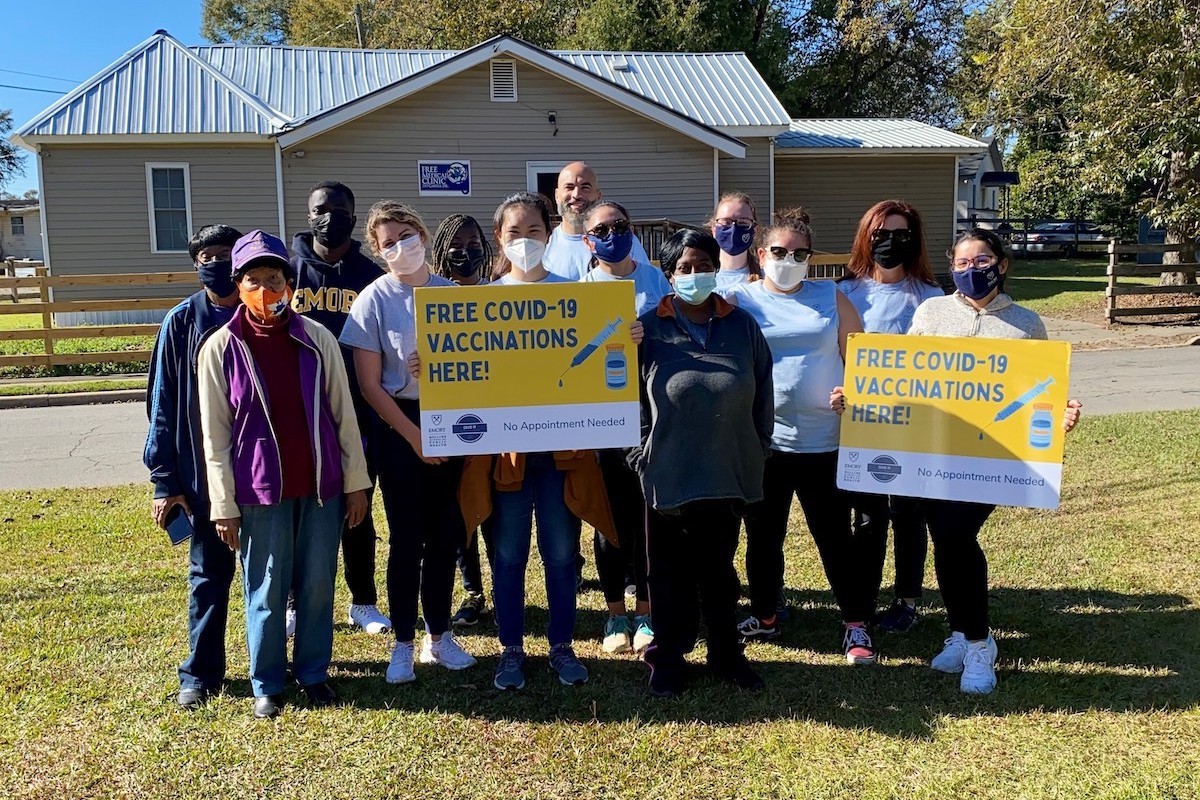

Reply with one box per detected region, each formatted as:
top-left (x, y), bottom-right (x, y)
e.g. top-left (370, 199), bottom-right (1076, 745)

top-left (836, 333), bottom-right (1071, 509)
top-left (414, 281), bottom-right (640, 455)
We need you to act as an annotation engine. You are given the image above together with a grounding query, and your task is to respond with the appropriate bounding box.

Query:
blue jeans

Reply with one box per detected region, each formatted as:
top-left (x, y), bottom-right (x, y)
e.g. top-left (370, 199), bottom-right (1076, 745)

top-left (239, 495), bottom-right (343, 697)
top-left (178, 512), bottom-right (236, 692)
top-left (490, 453), bottom-right (581, 648)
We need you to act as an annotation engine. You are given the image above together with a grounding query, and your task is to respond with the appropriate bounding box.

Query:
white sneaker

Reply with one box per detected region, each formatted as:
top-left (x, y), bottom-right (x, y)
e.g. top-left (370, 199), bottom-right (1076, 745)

top-left (349, 604), bottom-right (392, 635)
top-left (386, 640), bottom-right (416, 684)
top-left (931, 631), bottom-right (969, 673)
top-left (285, 605), bottom-right (297, 639)
top-left (960, 636), bottom-right (999, 695)
top-left (419, 632), bottom-right (478, 670)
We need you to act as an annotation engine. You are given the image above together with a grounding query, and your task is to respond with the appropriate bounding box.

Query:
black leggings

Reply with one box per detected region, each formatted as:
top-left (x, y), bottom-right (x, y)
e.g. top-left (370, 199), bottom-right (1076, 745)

top-left (921, 498), bottom-right (995, 640)
top-left (851, 493), bottom-right (929, 606)
top-left (744, 450), bottom-right (872, 622)
top-left (375, 399), bottom-right (464, 642)
top-left (341, 410), bottom-right (380, 606)
top-left (593, 449), bottom-right (650, 605)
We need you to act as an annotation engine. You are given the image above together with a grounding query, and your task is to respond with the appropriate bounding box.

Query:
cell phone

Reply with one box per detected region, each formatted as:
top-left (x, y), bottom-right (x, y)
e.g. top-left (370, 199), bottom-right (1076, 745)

top-left (164, 504), bottom-right (195, 546)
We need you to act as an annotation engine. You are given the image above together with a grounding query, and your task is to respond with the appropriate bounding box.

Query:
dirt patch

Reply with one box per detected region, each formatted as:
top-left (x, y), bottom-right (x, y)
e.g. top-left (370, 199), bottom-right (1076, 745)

top-left (1109, 292), bottom-right (1200, 325)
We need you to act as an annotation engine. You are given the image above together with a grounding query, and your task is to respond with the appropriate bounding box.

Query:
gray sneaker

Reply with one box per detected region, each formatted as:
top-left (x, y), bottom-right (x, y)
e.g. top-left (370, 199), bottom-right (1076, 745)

top-left (493, 646), bottom-right (526, 691)
top-left (549, 643), bottom-right (589, 686)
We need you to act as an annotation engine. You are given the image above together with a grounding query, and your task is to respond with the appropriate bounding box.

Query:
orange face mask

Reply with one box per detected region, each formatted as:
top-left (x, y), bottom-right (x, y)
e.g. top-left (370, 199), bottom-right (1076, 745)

top-left (239, 285), bottom-right (292, 323)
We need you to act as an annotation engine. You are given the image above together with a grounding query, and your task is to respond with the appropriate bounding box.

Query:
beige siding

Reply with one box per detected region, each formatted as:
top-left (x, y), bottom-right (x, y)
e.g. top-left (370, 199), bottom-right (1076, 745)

top-left (282, 61), bottom-right (716, 242)
top-left (718, 138), bottom-right (772, 219)
top-left (774, 155), bottom-right (958, 268)
top-left (40, 144), bottom-right (278, 305)
top-left (0, 208), bottom-right (43, 260)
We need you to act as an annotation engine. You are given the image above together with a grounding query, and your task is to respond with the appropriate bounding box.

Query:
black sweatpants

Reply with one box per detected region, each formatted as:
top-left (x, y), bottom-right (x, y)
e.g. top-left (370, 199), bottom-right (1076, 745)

top-left (851, 493), bottom-right (929, 607)
top-left (457, 522), bottom-right (494, 597)
top-left (921, 498), bottom-right (995, 641)
top-left (744, 449), bottom-right (872, 622)
top-left (646, 500), bottom-right (742, 666)
top-left (341, 405), bottom-right (380, 606)
top-left (594, 449), bottom-right (649, 605)
top-left (376, 398), bottom-right (464, 642)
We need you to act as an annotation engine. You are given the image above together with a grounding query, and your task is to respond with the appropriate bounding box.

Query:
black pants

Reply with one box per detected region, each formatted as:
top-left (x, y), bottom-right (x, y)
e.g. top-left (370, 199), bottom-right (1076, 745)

top-left (376, 399), bottom-right (464, 642)
top-left (851, 493), bottom-right (929, 608)
top-left (744, 450), bottom-right (871, 622)
top-left (646, 500), bottom-right (742, 665)
top-left (594, 449), bottom-right (650, 605)
top-left (922, 498), bottom-right (995, 641)
top-left (457, 522), bottom-right (494, 597)
top-left (341, 406), bottom-right (380, 606)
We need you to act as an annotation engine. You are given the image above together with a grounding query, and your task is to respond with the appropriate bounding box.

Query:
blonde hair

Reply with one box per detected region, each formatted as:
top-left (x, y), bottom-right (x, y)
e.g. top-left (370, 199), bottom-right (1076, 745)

top-left (364, 200), bottom-right (432, 257)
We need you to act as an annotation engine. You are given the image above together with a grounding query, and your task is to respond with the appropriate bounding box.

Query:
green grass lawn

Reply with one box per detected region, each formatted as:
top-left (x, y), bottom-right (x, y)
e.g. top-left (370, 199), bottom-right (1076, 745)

top-left (1, 410), bottom-right (1197, 798)
top-left (0, 378), bottom-right (147, 397)
top-left (1005, 257), bottom-right (1157, 319)
top-left (0, 312), bottom-right (152, 380)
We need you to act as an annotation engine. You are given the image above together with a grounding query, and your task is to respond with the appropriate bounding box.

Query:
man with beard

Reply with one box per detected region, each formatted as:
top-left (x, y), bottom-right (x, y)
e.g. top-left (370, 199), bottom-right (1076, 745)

top-left (290, 180), bottom-right (390, 636)
top-left (543, 162), bottom-right (649, 281)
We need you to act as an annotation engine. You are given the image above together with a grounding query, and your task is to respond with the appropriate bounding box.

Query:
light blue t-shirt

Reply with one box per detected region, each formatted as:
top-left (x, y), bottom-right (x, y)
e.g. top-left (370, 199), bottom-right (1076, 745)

top-left (496, 271), bottom-right (572, 285)
top-left (715, 267), bottom-right (751, 295)
top-left (725, 279), bottom-right (843, 453)
top-left (837, 276), bottom-right (943, 334)
top-left (582, 260), bottom-right (672, 316)
top-left (543, 227), bottom-right (651, 282)
top-left (339, 272), bottom-right (455, 400)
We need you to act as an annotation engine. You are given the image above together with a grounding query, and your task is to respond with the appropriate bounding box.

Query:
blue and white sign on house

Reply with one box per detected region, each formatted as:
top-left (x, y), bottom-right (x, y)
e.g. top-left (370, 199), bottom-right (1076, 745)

top-left (418, 160), bottom-right (472, 196)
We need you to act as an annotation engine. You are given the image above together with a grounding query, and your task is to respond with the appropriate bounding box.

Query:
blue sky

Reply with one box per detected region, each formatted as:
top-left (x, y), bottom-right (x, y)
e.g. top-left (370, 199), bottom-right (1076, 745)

top-left (1, 2), bottom-right (206, 196)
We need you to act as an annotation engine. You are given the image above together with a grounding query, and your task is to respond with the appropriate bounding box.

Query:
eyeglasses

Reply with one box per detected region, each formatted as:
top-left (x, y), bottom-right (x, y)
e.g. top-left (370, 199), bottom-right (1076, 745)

top-left (767, 246), bottom-right (813, 261)
top-left (715, 218), bottom-right (755, 229)
top-left (870, 229), bottom-right (913, 245)
top-left (587, 219), bottom-right (632, 238)
top-left (951, 256), bottom-right (999, 270)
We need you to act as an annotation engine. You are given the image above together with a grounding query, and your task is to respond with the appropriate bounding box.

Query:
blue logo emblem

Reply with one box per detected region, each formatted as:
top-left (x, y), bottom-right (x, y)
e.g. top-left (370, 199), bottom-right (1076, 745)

top-left (866, 455), bottom-right (901, 483)
top-left (452, 414), bottom-right (487, 443)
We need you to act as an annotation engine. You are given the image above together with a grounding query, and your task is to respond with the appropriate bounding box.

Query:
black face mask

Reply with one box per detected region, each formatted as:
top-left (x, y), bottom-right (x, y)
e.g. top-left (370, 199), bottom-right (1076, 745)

top-left (196, 259), bottom-right (237, 298)
top-left (447, 246), bottom-right (487, 277)
top-left (871, 238), bottom-right (911, 270)
top-left (311, 210), bottom-right (355, 249)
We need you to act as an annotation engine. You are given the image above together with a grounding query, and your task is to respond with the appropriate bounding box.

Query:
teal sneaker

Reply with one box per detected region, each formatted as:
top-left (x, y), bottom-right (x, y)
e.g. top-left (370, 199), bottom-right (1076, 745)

top-left (633, 614), bottom-right (654, 652)
top-left (602, 615), bottom-right (632, 654)
top-left (549, 643), bottom-right (589, 686)
top-left (493, 646), bottom-right (526, 691)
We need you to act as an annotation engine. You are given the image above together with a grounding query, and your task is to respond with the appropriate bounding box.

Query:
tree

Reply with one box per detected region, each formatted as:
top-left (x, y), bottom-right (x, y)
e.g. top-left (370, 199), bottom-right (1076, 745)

top-left (974, 0), bottom-right (1200, 284)
top-left (202, 0), bottom-right (291, 44)
top-left (0, 110), bottom-right (24, 194)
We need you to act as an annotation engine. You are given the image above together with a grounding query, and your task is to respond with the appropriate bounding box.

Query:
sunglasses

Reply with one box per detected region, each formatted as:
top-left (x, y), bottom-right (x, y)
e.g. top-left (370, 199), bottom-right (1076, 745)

top-left (870, 229), bottom-right (913, 245)
top-left (767, 246), bottom-right (813, 261)
top-left (588, 219), bottom-right (632, 238)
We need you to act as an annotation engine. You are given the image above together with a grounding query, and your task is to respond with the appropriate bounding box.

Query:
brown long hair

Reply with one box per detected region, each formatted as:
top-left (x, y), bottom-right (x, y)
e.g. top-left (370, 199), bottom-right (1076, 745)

top-left (707, 191), bottom-right (762, 278)
top-left (846, 200), bottom-right (937, 286)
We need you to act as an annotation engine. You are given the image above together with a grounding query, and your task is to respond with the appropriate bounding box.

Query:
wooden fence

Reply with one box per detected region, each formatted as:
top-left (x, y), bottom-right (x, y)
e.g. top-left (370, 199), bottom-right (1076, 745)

top-left (0, 268), bottom-right (190, 368)
top-left (1106, 240), bottom-right (1200, 323)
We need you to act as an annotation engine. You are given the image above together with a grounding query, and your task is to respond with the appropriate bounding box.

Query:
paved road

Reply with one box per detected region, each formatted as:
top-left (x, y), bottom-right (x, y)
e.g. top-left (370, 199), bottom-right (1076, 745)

top-left (1, 347), bottom-right (1198, 491)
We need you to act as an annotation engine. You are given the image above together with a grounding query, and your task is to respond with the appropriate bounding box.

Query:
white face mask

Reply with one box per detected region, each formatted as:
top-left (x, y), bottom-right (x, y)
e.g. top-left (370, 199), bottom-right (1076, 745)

top-left (763, 256), bottom-right (808, 291)
top-left (383, 234), bottom-right (427, 276)
top-left (503, 238), bottom-right (546, 273)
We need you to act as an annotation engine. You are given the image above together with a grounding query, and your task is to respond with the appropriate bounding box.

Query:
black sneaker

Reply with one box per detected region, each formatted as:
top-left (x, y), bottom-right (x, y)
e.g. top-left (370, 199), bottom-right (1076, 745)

top-left (877, 598), bottom-right (919, 633)
top-left (710, 654), bottom-right (765, 692)
top-left (644, 645), bottom-right (687, 698)
top-left (775, 589), bottom-right (792, 622)
top-left (737, 614), bottom-right (781, 643)
top-left (451, 592), bottom-right (486, 627)
top-left (176, 687), bottom-right (208, 710)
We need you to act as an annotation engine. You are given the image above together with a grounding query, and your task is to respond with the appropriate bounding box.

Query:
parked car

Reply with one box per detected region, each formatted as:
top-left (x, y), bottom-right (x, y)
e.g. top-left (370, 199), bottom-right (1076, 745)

top-left (1011, 222), bottom-right (1109, 256)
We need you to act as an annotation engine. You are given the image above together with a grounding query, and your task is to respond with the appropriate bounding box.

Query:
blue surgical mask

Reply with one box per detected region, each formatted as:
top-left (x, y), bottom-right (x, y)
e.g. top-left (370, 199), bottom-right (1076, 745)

top-left (952, 263), bottom-right (1001, 300)
top-left (673, 272), bottom-right (717, 305)
top-left (197, 259), bottom-right (236, 299)
top-left (715, 223), bottom-right (755, 256)
top-left (586, 230), bottom-right (634, 264)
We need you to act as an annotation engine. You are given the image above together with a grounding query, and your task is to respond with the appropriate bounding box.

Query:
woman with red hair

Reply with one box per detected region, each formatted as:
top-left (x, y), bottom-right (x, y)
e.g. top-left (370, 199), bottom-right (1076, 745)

top-left (837, 200), bottom-right (945, 634)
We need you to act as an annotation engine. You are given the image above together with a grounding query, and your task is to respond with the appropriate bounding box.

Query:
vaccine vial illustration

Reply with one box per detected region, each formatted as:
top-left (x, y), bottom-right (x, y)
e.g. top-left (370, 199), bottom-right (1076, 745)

top-left (1029, 403), bottom-right (1053, 449)
top-left (605, 344), bottom-right (627, 390)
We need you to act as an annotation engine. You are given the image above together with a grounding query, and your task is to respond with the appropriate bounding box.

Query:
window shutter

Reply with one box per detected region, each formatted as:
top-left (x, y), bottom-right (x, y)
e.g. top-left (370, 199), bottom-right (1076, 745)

top-left (490, 60), bottom-right (517, 102)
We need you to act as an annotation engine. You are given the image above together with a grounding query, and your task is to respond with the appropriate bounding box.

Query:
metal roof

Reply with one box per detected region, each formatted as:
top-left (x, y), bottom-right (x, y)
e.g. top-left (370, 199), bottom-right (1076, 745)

top-left (15, 33), bottom-right (789, 143)
top-left (777, 119), bottom-right (987, 152)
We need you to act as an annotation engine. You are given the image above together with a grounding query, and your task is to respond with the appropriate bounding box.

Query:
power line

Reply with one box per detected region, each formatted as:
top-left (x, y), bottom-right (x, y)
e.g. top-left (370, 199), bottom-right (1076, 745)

top-left (0, 83), bottom-right (66, 95)
top-left (0, 67), bottom-right (79, 83)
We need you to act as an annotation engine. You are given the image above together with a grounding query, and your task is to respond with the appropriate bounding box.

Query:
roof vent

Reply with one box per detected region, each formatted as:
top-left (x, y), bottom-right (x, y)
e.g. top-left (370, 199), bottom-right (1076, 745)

top-left (608, 58), bottom-right (633, 73)
top-left (490, 60), bottom-right (517, 102)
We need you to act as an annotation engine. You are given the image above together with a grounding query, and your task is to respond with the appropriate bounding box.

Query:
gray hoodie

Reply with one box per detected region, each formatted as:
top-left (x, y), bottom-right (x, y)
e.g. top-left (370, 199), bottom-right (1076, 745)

top-left (909, 292), bottom-right (1047, 341)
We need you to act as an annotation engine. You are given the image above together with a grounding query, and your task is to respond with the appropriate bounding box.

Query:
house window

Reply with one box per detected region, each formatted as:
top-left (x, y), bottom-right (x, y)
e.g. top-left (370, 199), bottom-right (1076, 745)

top-left (10, 216), bottom-right (24, 236)
top-left (145, 163), bottom-right (192, 253)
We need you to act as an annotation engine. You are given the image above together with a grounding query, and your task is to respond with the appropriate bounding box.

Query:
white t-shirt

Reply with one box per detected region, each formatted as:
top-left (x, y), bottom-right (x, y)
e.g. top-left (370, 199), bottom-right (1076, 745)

top-left (543, 226), bottom-right (651, 282)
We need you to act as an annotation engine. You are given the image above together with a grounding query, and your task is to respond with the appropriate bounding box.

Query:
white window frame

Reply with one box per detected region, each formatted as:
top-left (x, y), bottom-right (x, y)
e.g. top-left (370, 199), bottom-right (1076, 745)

top-left (10, 216), bottom-right (24, 236)
top-left (145, 162), bottom-right (193, 254)
top-left (525, 160), bottom-right (570, 194)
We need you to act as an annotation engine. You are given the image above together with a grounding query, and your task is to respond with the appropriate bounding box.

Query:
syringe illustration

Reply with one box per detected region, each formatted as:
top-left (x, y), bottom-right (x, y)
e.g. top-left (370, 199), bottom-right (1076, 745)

top-left (977, 376), bottom-right (1055, 440)
top-left (559, 317), bottom-right (624, 387)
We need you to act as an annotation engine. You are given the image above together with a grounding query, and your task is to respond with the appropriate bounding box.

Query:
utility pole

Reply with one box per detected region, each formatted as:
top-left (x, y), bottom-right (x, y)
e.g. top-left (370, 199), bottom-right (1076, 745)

top-left (353, 4), bottom-right (366, 48)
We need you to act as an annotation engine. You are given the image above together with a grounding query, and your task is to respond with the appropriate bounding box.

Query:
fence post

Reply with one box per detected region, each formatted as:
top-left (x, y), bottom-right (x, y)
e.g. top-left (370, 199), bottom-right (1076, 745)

top-left (38, 271), bottom-right (54, 364)
top-left (1105, 238), bottom-right (1118, 324)
top-left (2, 259), bottom-right (13, 303)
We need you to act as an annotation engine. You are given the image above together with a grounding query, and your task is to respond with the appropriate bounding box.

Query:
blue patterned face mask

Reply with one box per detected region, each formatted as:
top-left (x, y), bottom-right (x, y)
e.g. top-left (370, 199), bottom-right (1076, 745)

top-left (586, 230), bottom-right (634, 264)
top-left (715, 223), bottom-right (755, 256)
top-left (673, 272), bottom-right (717, 305)
top-left (952, 262), bottom-right (1001, 300)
